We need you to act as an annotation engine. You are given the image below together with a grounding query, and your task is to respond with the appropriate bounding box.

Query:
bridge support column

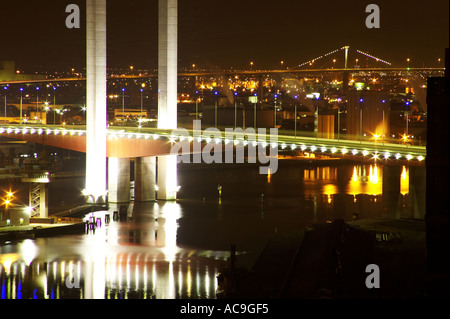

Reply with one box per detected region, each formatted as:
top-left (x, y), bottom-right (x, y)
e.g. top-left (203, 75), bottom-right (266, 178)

top-left (156, 0), bottom-right (178, 201)
top-left (135, 157), bottom-right (157, 202)
top-left (408, 166), bottom-right (426, 219)
top-left (107, 158), bottom-right (130, 203)
top-left (157, 155), bottom-right (178, 201)
top-left (382, 165), bottom-right (401, 218)
top-left (158, 0), bottom-right (178, 130)
top-left (85, 0), bottom-right (107, 204)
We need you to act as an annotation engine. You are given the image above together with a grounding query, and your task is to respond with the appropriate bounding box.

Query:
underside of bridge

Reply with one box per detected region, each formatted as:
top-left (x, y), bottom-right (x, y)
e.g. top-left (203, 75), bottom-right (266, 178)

top-left (0, 132), bottom-right (173, 158)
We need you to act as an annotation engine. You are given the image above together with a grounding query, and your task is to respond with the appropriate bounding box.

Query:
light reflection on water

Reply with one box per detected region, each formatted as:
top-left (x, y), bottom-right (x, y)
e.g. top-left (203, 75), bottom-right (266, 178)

top-left (1, 162), bottom-right (420, 299)
top-left (0, 202), bottom-right (225, 299)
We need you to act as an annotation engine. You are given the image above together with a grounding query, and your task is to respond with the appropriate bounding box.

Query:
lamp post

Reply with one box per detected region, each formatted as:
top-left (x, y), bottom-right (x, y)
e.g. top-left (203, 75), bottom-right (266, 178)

top-left (405, 111), bottom-right (409, 138)
top-left (44, 101), bottom-right (50, 125)
top-left (53, 86), bottom-right (56, 105)
top-left (140, 88), bottom-right (144, 127)
top-left (19, 88), bottom-right (24, 124)
top-left (196, 90), bottom-right (199, 121)
top-left (82, 106), bottom-right (87, 125)
top-left (382, 109), bottom-right (385, 145)
top-left (294, 95), bottom-right (298, 138)
top-left (4, 191), bottom-right (13, 222)
top-left (337, 107), bottom-right (341, 141)
top-left (274, 94), bottom-right (277, 129)
top-left (253, 93), bottom-right (257, 129)
top-left (359, 98), bottom-right (363, 143)
top-left (53, 87), bottom-right (57, 124)
top-left (234, 92), bottom-right (237, 129)
top-left (122, 88), bottom-right (125, 126)
top-left (36, 87), bottom-right (40, 123)
top-left (3, 87), bottom-right (7, 124)
top-left (214, 91), bottom-right (218, 128)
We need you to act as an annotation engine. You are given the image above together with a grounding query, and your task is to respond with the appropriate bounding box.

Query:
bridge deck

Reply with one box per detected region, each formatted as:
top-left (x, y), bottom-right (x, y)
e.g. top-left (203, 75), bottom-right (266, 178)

top-left (0, 124), bottom-right (426, 162)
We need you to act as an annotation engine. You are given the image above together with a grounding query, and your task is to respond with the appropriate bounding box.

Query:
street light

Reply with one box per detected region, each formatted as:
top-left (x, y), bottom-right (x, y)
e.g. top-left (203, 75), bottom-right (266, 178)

top-left (195, 90), bottom-right (200, 121)
top-left (140, 88), bottom-right (144, 128)
top-left (122, 88), bottom-right (125, 126)
top-left (234, 92), bottom-right (238, 129)
top-left (36, 87), bottom-right (40, 123)
top-left (3, 190), bottom-right (14, 222)
top-left (44, 101), bottom-right (50, 125)
top-left (19, 88), bottom-right (24, 124)
top-left (253, 93), bottom-right (257, 129)
top-left (214, 91), bottom-right (219, 128)
top-left (405, 110), bottom-right (410, 141)
top-left (81, 105), bottom-right (87, 124)
top-left (337, 105), bottom-right (341, 141)
top-left (53, 86), bottom-right (57, 116)
top-left (274, 94), bottom-right (278, 129)
top-left (359, 98), bottom-right (363, 143)
top-left (3, 87), bottom-right (7, 124)
top-left (294, 95), bottom-right (298, 138)
top-left (401, 133), bottom-right (409, 145)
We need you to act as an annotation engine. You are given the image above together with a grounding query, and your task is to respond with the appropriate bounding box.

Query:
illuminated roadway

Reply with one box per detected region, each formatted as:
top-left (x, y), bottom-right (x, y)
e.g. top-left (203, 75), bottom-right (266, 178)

top-left (0, 124), bottom-right (426, 164)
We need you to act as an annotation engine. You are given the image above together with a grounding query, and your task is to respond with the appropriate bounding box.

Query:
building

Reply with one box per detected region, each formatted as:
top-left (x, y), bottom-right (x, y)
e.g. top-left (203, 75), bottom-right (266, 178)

top-left (114, 108), bottom-right (148, 122)
top-left (346, 90), bottom-right (390, 140)
top-left (425, 48), bottom-right (449, 298)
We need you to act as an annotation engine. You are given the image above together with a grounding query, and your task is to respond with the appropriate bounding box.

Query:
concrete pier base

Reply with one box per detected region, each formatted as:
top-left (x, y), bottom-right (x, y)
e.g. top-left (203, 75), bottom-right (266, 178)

top-left (135, 157), bottom-right (157, 202)
top-left (409, 166), bottom-right (426, 219)
top-left (157, 155), bottom-right (178, 201)
top-left (107, 158), bottom-right (130, 203)
top-left (382, 165), bottom-right (401, 218)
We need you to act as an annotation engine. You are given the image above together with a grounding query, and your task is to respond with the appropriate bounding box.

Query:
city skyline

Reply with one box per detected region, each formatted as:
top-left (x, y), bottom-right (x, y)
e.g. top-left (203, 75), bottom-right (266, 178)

top-left (0, 0), bottom-right (448, 71)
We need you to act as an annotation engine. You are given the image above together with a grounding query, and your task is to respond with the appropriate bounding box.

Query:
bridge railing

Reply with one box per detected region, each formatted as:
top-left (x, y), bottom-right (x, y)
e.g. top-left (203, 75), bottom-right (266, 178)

top-left (1, 122), bottom-right (426, 147)
top-left (1, 123), bottom-right (426, 160)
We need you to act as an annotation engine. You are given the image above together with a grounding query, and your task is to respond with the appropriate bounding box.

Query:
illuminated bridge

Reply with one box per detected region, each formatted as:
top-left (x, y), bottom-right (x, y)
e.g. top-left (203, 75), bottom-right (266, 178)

top-left (0, 124), bottom-right (426, 162)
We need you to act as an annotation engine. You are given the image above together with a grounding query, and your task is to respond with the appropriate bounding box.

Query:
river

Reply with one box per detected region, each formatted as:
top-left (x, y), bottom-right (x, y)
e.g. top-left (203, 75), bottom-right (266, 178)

top-left (0, 159), bottom-right (418, 299)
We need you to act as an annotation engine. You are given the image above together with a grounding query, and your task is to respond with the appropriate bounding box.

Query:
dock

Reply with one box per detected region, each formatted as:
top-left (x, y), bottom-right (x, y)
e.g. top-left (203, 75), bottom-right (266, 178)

top-left (0, 222), bottom-right (86, 243)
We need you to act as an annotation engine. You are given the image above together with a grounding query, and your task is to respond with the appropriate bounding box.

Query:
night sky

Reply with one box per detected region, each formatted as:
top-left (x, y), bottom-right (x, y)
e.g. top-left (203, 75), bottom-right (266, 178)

top-left (1, 0), bottom-right (448, 71)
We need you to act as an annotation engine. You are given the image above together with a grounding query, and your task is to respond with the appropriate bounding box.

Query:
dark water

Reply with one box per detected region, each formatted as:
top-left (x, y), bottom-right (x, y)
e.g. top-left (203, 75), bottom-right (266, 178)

top-left (0, 160), bottom-right (417, 299)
